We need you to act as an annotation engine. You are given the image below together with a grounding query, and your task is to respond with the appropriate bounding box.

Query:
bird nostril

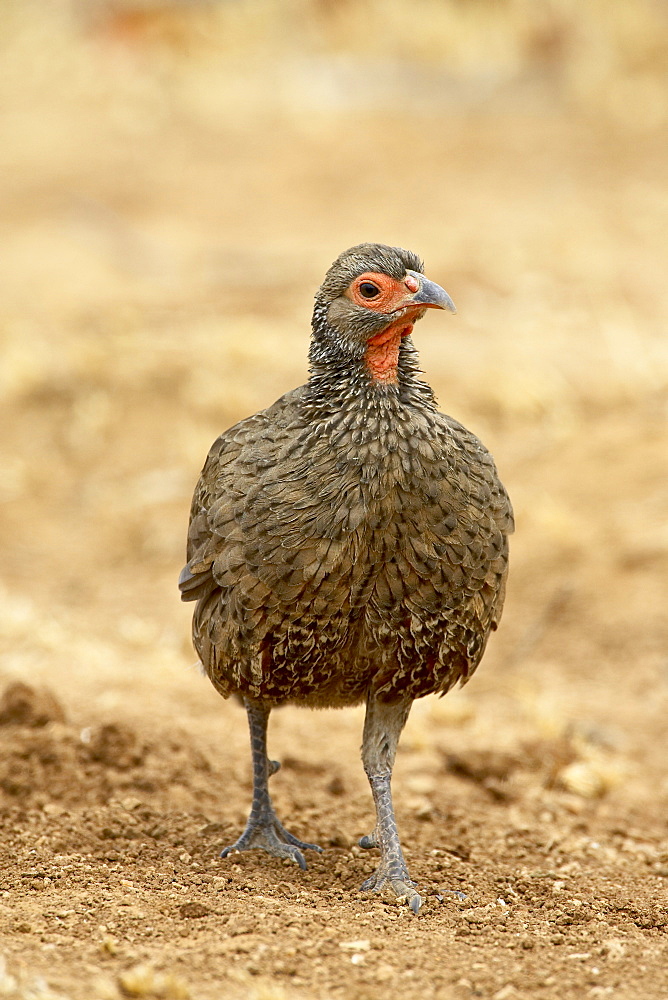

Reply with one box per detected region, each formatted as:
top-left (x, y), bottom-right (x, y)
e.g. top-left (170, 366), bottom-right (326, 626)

top-left (405, 275), bottom-right (419, 293)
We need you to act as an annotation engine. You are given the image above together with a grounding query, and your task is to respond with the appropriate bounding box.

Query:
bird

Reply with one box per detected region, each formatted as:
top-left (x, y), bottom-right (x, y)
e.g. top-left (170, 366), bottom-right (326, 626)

top-left (179, 243), bottom-right (513, 913)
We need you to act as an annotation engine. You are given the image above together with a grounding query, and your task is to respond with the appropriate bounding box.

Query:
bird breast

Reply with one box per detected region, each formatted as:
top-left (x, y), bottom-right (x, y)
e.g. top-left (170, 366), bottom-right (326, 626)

top-left (216, 404), bottom-right (506, 621)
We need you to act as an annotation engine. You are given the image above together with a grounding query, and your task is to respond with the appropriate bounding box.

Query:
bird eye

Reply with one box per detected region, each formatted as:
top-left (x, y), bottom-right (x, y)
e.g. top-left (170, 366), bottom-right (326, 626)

top-left (359, 281), bottom-right (380, 299)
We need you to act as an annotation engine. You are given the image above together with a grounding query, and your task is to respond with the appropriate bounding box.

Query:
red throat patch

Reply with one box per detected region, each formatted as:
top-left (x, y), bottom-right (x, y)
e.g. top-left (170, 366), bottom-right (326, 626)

top-left (365, 322), bottom-right (413, 384)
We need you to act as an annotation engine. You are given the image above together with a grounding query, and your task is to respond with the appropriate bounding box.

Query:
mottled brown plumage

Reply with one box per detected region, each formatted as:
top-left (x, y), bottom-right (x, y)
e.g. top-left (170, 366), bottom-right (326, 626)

top-left (180, 243), bottom-right (513, 911)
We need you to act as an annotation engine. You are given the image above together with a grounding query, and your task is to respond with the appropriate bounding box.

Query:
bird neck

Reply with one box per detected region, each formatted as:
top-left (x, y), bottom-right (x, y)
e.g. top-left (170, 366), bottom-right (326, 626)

top-left (305, 329), bottom-right (437, 419)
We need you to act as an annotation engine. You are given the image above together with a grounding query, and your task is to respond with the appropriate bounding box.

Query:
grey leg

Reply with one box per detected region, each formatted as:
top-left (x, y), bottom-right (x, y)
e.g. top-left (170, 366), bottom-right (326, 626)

top-left (220, 699), bottom-right (322, 869)
top-left (358, 695), bottom-right (422, 913)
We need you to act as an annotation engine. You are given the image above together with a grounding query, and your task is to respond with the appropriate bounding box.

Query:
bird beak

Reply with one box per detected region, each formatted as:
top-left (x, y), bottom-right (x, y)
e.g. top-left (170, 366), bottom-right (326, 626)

top-left (406, 270), bottom-right (456, 313)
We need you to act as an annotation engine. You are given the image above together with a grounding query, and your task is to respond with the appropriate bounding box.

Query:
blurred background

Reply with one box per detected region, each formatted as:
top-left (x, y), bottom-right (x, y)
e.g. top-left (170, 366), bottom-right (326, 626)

top-left (0, 0), bottom-right (667, 795)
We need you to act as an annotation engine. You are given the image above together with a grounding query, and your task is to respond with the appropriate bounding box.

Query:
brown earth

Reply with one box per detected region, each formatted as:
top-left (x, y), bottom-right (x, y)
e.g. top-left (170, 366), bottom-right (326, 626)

top-left (0, 3), bottom-right (667, 998)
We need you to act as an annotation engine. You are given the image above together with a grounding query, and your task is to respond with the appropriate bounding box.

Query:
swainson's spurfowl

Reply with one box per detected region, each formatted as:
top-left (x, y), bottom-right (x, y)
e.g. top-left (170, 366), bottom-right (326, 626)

top-left (179, 243), bottom-right (513, 912)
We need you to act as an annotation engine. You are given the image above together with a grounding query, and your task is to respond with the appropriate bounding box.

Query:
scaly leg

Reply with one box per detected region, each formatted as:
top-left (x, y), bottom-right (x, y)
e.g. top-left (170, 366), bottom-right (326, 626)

top-left (358, 695), bottom-right (422, 913)
top-left (220, 699), bottom-right (322, 869)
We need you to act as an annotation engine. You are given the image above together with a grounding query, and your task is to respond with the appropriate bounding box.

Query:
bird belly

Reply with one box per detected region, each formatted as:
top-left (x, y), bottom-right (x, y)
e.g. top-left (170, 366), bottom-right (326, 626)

top-left (192, 432), bottom-right (509, 708)
top-left (195, 551), bottom-right (487, 709)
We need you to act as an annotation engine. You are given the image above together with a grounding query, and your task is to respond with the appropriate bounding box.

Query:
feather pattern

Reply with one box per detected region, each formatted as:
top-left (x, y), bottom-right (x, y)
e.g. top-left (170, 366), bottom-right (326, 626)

top-left (182, 337), bottom-right (512, 707)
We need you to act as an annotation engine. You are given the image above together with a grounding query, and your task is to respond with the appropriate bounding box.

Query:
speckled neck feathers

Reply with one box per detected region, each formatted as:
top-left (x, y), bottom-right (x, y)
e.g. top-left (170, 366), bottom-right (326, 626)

top-left (305, 302), bottom-right (437, 430)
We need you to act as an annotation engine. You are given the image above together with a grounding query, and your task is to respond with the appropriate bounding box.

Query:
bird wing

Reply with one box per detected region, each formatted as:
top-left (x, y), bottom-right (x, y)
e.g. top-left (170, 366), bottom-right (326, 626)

top-left (179, 387), bottom-right (351, 605)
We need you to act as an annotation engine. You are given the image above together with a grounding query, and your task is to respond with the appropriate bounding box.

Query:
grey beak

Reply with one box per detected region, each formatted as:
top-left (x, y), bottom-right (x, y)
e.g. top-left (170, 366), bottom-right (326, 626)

top-left (407, 270), bottom-right (456, 313)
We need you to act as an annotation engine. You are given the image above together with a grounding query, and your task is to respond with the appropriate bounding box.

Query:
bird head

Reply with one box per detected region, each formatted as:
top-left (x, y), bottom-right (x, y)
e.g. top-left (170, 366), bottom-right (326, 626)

top-left (312, 243), bottom-right (455, 385)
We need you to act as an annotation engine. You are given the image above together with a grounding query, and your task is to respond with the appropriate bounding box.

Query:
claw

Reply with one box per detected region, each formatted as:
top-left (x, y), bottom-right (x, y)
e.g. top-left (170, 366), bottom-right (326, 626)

top-left (220, 817), bottom-right (321, 869)
top-left (286, 846), bottom-right (307, 870)
top-left (360, 869), bottom-right (423, 913)
top-left (443, 888), bottom-right (467, 902)
top-left (410, 893), bottom-right (422, 915)
top-left (221, 840), bottom-right (308, 869)
top-left (359, 852), bottom-right (422, 912)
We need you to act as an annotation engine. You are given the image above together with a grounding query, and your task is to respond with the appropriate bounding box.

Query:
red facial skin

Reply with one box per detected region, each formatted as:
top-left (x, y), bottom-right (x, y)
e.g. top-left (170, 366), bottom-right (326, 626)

top-left (346, 271), bottom-right (425, 385)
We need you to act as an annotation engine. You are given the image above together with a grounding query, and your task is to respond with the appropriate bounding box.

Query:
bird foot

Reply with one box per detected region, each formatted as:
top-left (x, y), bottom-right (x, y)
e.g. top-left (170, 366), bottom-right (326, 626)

top-left (221, 813), bottom-right (322, 870)
top-left (360, 858), bottom-right (423, 913)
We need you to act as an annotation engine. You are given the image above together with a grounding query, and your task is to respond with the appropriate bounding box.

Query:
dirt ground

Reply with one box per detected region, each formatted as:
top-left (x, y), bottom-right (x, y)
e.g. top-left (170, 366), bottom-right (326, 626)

top-left (0, 3), bottom-right (667, 998)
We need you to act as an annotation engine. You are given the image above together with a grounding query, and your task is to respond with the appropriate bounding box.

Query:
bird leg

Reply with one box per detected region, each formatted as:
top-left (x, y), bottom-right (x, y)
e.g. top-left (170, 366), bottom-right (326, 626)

top-left (358, 695), bottom-right (422, 913)
top-left (220, 699), bottom-right (322, 869)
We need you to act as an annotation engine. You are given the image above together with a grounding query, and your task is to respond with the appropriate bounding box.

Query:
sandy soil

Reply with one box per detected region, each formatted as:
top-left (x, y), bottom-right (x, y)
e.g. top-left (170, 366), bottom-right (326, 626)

top-left (0, 5), bottom-right (666, 998)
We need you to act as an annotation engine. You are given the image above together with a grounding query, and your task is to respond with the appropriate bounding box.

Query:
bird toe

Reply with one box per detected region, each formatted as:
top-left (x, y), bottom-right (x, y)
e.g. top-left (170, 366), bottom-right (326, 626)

top-left (391, 878), bottom-right (423, 913)
top-left (360, 859), bottom-right (422, 912)
top-left (219, 814), bottom-right (322, 869)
